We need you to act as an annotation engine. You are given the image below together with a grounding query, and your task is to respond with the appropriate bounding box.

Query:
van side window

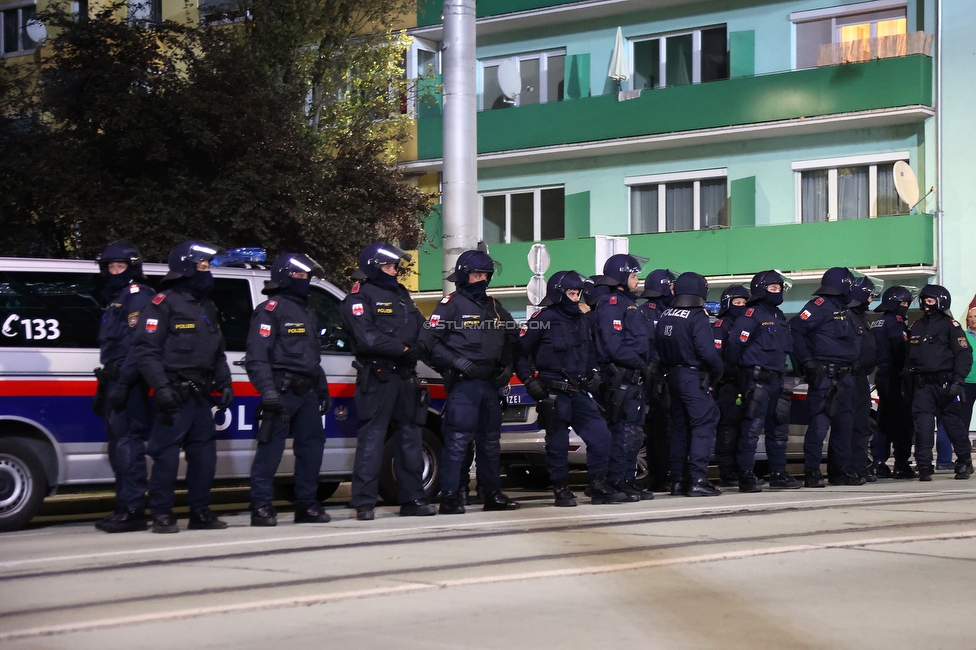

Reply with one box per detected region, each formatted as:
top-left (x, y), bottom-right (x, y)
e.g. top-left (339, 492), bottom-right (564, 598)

top-left (0, 271), bottom-right (102, 348)
top-left (308, 285), bottom-right (354, 353)
top-left (212, 279), bottom-right (253, 352)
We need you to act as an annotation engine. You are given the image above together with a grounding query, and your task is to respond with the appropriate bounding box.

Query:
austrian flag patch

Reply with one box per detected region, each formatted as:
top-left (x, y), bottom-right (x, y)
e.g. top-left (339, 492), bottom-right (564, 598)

top-left (800, 310), bottom-right (812, 321)
top-left (429, 314), bottom-right (440, 327)
top-left (259, 324), bottom-right (272, 338)
top-left (352, 303), bottom-right (364, 317)
top-left (739, 331), bottom-right (750, 342)
top-left (519, 323), bottom-right (528, 337)
top-left (145, 318), bottom-right (158, 333)
top-left (613, 319), bottom-right (622, 331)
top-left (714, 340), bottom-right (723, 349)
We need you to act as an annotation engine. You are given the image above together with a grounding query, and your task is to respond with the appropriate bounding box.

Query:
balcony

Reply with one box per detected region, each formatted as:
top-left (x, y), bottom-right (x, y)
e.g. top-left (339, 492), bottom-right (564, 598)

top-left (416, 213), bottom-right (934, 291)
top-left (413, 55), bottom-right (932, 165)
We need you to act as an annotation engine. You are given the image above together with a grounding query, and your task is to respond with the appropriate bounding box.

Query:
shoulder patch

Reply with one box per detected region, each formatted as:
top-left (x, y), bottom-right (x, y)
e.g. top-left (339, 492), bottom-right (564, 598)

top-left (739, 330), bottom-right (750, 342)
top-left (609, 295), bottom-right (618, 305)
top-left (440, 294), bottom-right (452, 304)
top-left (647, 302), bottom-right (656, 309)
top-left (151, 293), bottom-right (166, 305)
top-left (714, 319), bottom-right (723, 327)
top-left (429, 314), bottom-right (441, 327)
top-left (814, 297), bottom-right (825, 306)
top-left (351, 282), bottom-right (360, 294)
top-left (127, 312), bottom-right (139, 328)
top-left (145, 318), bottom-right (158, 333)
top-left (612, 319), bottom-right (622, 331)
top-left (959, 337), bottom-right (969, 349)
top-left (129, 284), bottom-right (140, 293)
top-left (352, 303), bottom-right (364, 317)
top-left (952, 320), bottom-right (960, 327)
top-left (714, 339), bottom-right (723, 349)
top-left (626, 305), bottom-right (637, 310)
top-left (897, 315), bottom-right (904, 322)
top-left (800, 310), bottom-right (812, 321)
top-left (259, 323), bottom-right (272, 338)
top-left (745, 307), bottom-right (755, 317)
top-left (519, 323), bottom-right (528, 337)
top-left (265, 300), bottom-right (278, 312)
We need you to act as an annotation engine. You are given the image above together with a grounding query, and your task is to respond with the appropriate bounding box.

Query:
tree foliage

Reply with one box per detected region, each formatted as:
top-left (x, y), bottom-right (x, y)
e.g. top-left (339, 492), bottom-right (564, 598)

top-left (0, 0), bottom-right (432, 282)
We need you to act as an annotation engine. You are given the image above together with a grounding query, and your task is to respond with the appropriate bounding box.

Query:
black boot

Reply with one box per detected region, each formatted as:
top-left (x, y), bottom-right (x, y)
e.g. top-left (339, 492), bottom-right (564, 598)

top-left (918, 464), bottom-right (934, 481)
top-left (295, 502), bottom-right (331, 523)
top-left (624, 478), bottom-right (654, 500)
top-left (738, 471), bottom-right (762, 493)
top-left (872, 460), bottom-right (893, 479)
top-left (250, 504), bottom-right (277, 527)
top-left (609, 480), bottom-right (641, 502)
top-left (718, 472), bottom-right (739, 488)
top-left (687, 477), bottom-right (721, 497)
top-left (552, 480), bottom-right (577, 507)
top-left (954, 458), bottom-right (974, 480)
top-left (96, 507), bottom-right (148, 533)
top-left (893, 463), bottom-right (917, 479)
top-left (483, 491), bottom-right (521, 511)
top-left (767, 470), bottom-right (801, 490)
top-left (188, 508), bottom-right (228, 530)
top-left (829, 468), bottom-right (866, 486)
top-left (588, 473), bottom-right (626, 504)
top-left (804, 468), bottom-right (825, 488)
top-left (459, 484), bottom-right (471, 506)
top-left (151, 512), bottom-right (179, 534)
top-left (669, 479), bottom-right (687, 496)
top-left (438, 491), bottom-right (465, 515)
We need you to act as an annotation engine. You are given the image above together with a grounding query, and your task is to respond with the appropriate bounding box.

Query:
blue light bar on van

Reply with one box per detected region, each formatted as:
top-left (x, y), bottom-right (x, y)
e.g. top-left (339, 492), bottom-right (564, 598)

top-left (704, 301), bottom-right (721, 317)
top-left (211, 248), bottom-right (267, 267)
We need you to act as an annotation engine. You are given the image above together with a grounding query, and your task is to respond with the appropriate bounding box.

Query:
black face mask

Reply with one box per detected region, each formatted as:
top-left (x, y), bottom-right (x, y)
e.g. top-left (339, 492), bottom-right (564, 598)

top-left (188, 270), bottom-right (214, 298)
top-left (921, 302), bottom-right (936, 315)
top-left (895, 304), bottom-right (910, 318)
top-left (99, 271), bottom-right (130, 302)
top-left (557, 294), bottom-right (582, 314)
top-left (765, 292), bottom-right (784, 307)
top-left (371, 272), bottom-right (400, 291)
top-left (726, 305), bottom-right (747, 320)
top-left (287, 276), bottom-right (311, 298)
top-left (464, 280), bottom-right (489, 302)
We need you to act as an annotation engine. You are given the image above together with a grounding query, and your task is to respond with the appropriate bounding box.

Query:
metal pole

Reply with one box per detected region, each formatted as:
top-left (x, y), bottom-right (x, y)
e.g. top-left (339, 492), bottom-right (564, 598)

top-left (935, 0), bottom-right (943, 286)
top-left (441, 0), bottom-right (479, 295)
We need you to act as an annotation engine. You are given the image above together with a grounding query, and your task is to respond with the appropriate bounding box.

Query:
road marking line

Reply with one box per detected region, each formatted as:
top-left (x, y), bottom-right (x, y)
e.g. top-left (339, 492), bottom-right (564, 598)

top-left (2, 490), bottom-right (971, 569)
top-left (2, 528), bottom-right (975, 641)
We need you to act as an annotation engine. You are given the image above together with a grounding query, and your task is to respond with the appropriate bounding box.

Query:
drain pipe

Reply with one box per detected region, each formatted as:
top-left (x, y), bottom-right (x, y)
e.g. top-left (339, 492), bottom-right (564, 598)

top-left (935, 0), bottom-right (943, 286)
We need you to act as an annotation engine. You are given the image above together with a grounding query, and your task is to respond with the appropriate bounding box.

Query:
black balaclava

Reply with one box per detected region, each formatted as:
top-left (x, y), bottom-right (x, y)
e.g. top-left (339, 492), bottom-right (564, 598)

top-left (460, 275), bottom-right (489, 303)
top-left (187, 270), bottom-right (214, 299)
top-left (286, 275), bottom-right (312, 299)
top-left (765, 292), bottom-right (784, 307)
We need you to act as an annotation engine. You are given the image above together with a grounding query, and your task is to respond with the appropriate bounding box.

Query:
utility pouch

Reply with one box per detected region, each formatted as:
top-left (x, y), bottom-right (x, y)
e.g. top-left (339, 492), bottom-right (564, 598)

top-left (415, 385), bottom-right (430, 426)
top-left (92, 367), bottom-right (108, 417)
top-left (745, 383), bottom-right (767, 420)
top-left (774, 387), bottom-right (792, 425)
top-left (825, 381), bottom-right (841, 418)
top-left (607, 386), bottom-right (627, 425)
top-left (442, 369), bottom-right (457, 394)
top-left (536, 396), bottom-right (556, 431)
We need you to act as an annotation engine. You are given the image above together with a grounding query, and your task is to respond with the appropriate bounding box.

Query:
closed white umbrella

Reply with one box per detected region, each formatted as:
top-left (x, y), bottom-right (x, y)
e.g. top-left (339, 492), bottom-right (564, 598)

top-left (608, 27), bottom-right (629, 86)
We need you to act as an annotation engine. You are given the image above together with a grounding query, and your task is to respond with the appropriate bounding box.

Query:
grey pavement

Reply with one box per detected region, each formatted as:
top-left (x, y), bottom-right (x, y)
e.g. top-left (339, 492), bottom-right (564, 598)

top-left (1, 475), bottom-right (975, 649)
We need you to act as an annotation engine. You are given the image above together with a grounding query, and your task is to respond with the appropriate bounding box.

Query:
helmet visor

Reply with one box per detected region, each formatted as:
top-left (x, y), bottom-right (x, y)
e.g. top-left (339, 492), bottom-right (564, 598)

top-left (183, 242), bottom-right (225, 265)
top-left (287, 254), bottom-right (325, 278)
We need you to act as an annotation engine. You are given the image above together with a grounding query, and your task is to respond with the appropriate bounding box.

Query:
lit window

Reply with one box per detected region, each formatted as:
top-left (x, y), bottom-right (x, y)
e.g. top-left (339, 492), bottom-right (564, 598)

top-left (793, 154), bottom-right (911, 222)
top-left (629, 25), bottom-right (727, 90)
top-left (627, 170), bottom-right (728, 234)
top-left (480, 50), bottom-right (565, 111)
top-left (793, 3), bottom-right (911, 69)
top-left (480, 187), bottom-right (565, 244)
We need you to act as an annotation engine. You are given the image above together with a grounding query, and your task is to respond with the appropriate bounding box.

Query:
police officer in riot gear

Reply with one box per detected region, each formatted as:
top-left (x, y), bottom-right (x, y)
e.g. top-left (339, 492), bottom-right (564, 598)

top-left (907, 285), bottom-right (974, 480)
top-left (848, 277), bottom-right (879, 482)
top-left (593, 254), bottom-right (655, 501)
top-left (657, 272), bottom-right (724, 497)
top-left (341, 243), bottom-right (437, 520)
top-left (712, 284), bottom-right (749, 488)
top-left (728, 271), bottom-right (799, 491)
top-left (517, 271), bottom-right (626, 506)
top-left (247, 253), bottom-right (333, 526)
top-left (133, 241), bottom-right (234, 533)
top-left (789, 267), bottom-right (861, 488)
top-left (870, 286), bottom-right (916, 478)
top-left (639, 268), bottom-right (676, 492)
top-left (424, 250), bottom-right (520, 514)
top-left (93, 242), bottom-right (156, 533)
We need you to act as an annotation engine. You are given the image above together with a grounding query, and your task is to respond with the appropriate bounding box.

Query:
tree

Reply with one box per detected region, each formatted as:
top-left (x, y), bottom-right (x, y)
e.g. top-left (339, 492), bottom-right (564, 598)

top-left (0, 0), bottom-right (432, 282)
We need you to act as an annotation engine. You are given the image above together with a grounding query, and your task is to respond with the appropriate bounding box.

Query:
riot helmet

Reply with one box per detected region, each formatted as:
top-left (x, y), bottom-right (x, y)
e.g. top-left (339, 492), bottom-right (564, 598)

top-left (748, 270), bottom-right (789, 305)
top-left (264, 253), bottom-right (325, 297)
top-left (718, 284), bottom-right (750, 318)
top-left (596, 254), bottom-right (644, 288)
top-left (540, 270), bottom-right (587, 308)
top-left (849, 276), bottom-right (881, 311)
top-left (919, 284), bottom-right (951, 314)
top-left (639, 268), bottom-right (676, 300)
top-left (874, 285), bottom-right (915, 316)
top-left (162, 240), bottom-right (223, 283)
top-left (447, 250), bottom-right (497, 286)
top-left (814, 267), bottom-right (855, 300)
top-left (582, 274), bottom-right (608, 308)
top-left (353, 243), bottom-right (411, 281)
top-left (95, 242), bottom-right (143, 299)
top-left (671, 272), bottom-right (709, 308)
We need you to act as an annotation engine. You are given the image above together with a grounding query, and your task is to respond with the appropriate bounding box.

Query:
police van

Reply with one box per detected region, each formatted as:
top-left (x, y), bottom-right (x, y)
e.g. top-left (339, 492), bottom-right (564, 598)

top-left (0, 254), bottom-right (536, 531)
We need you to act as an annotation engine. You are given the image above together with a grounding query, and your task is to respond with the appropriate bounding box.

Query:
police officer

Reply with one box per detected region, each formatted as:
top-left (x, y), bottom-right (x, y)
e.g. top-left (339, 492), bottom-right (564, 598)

top-left (133, 241), bottom-right (234, 533)
top-left (848, 277), bottom-right (879, 482)
top-left (657, 272), bottom-right (723, 497)
top-left (712, 284), bottom-right (749, 488)
top-left (247, 253), bottom-right (333, 527)
top-left (424, 250), bottom-right (520, 514)
top-left (907, 285), bottom-right (974, 481)
top-left (869, 286), bottom-right (916, 479)
top-left (593, 254), bottom-right (655, 501)
top-left (789, 267), bottom-right (861, 488)
top-left (728, 271), bottom-right (799, 491)
top-left (517, 271), bottom-right (626, 506)
top-left (341, 243), bottom-right (437, 520)
top-left (93, 242), bottom-right (156, 533)
top-left (639, 269), bottom-right (676, 492)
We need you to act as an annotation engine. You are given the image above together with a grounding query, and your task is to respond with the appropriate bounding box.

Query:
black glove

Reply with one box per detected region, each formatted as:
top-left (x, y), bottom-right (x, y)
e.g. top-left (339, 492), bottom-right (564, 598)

top-left (260, 390), bottom-right (282, 411)
top-left (641, 360), bottom-right (659, 386)
top-left (154, 385), bottom-right (180, 414)
top-left (802, 361), bottom-right (820, 383)
top-left (949, 382), bottom-right (966, 402)
top-left (584, 369), bottom-right (602, 394)
top-left (453, 357), bottom-right (478, 379)
top-left (319, 389), bottom-right (332, 414)
top-left (108, 382), bottom-right (130, 412)
top-left (523, 376), bottom-right (549, 402)
top-left (493, 365), bottom-right (514, 389)
top-left (402, 341), bottom-right (428, 364)
top-left (218, 386), bottom-right (234, 409)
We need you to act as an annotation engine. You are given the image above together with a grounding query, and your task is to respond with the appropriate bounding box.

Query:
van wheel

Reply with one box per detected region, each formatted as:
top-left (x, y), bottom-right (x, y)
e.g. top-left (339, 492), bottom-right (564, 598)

top-left (379, 428), bottom-right (442, 505)
top-left (0, 439), bottom-right (48, 533)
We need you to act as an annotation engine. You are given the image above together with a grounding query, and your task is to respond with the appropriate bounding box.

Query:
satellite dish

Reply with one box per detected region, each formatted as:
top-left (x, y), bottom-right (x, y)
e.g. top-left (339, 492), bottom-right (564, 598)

top-left (25, 19), bottom-right (47, 44)
top-left (527, 243), bottom-right (550, 275)
top-left (892, 161), bottom-right (919, 209)
top-left (527, 275), bottom-right (547, 306)
top-left (497, 60), bottom-right (521, 99)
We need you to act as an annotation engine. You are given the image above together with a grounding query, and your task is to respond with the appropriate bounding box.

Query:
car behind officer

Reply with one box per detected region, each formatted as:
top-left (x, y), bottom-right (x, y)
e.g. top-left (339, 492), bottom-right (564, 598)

top-left (247, 253), bottom-right (332, 527)
top-left (424, 250), bottom-right (520, 514)
top-left (93, 242), bottom-right (156, 533)
top-left (133, 241), bottom-right (234, 533)
top-left (517, 271), bottom-right (626, 506)
top-left (907, 285), bottom-right (974, 480)
top-left (340, 243), bottom-right (437, 521)
top-left (656, 272), bottom-right (723, 496)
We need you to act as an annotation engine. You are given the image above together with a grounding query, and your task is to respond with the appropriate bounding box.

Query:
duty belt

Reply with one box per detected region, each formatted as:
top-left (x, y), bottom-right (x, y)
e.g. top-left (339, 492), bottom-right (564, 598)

top-left (812, 361), bottom-right (851, 379)
top-left (543, 376), bottom-right (583, 393)
top-left (745, 366), bottom-right (783, 384)
top-left (356, 357), bottom-right (416, 379)
top-left (273, 371), bottom-right (316, 395)
top-left (619, 367), bottom-right (643, 385)
top-left (915, 370), bottom-right (953, 387)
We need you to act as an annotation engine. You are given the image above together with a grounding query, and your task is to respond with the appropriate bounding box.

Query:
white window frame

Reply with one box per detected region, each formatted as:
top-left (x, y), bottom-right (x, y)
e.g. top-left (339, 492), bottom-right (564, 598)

top-left (625, 168), bottom-right (728, 233)
top-left (627, 24), bottom-right (726, 91)
top-left (792, 151), bottom-right (909, 223)
top-left (406, 36), bottom-right (440, 116)
top-left (478, 48), bottom-right (566, 111)
top-left (791, 0), bottom-right (908, 69)
top-left (0, 1), bottom-right (36, 57)
top-left (478, 185), bottom-right (564, 244)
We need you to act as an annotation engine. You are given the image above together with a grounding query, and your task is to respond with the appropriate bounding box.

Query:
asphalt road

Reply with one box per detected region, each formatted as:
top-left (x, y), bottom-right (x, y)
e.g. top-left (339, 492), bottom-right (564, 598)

top-left (2, 473), bottom-right (976, 649)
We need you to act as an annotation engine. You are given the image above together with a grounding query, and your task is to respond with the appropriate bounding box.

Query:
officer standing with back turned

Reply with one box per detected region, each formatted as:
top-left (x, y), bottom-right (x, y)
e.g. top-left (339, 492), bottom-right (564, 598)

top-left (133, 241), bottom-right (234, 533)
top-left (341, 243), bottom-right (437, 521)
top-left (247, 253), bottom-right (333, 527)
top-left (93, 242), bottom-right (156, 533)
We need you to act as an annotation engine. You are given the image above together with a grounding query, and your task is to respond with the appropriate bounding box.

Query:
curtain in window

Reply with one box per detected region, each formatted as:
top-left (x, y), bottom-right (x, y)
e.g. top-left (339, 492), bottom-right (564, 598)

top-left (700, 179), bottom-right (728, 228)
top-left (666, 182), bottom-right (694, 231)
top-left (876, 163), bottom-right (909, 216)
top-left (837, 166), bottom-right (869, 220)
top-left (801, 170), bottom-right (828, 222)
top-left (666, 35), bottom-right (693, 86)
top-left (630, 185), bottom-right (658, 233)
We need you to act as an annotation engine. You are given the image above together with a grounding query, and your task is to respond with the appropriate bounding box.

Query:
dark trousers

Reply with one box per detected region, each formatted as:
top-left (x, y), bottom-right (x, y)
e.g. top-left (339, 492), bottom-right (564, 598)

top-left (871, 372), bottom-right (914, 466)
top-left (668, 367), bottom-right (720, 481)
top-left (804, 373), bottom-right (854, 472)
top-left (643, 374), bottom-right (671, 487)
top-left (545, 391), bottom-right (611, 481)
top-left (350, 375), bottom-right (424, 508)
top-left (850, 374), bottom-right (872, 475)
top-left (146, 396), bottom-right (218, 515)
top-left (713, 379), bottom-right (742, 477)
top-left (106, 379), bottom-right (152, 510)
top-left (249, 390), bottom-right (325, 509)
top-left (439, 379), bottom-right (502, 495)
top-left (737, 376), bottom-right (787, 474)
top-left (912, 382), bottom-right (973, 468)
top-left (607, 385), bottom-right (645, 482)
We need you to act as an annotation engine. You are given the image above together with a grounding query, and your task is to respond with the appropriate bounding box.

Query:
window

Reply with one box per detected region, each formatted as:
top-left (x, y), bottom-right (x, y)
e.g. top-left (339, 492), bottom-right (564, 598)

top-left (0, 272), bottom-right (101, 348)
top-left (793, 153), bottom-right (910, 222)
top-left (480, 187), bottom-right (565, 245)
top-left (793, 1), bottom-right (909, 69)
top-left (629, 26), bottom-right (727, 91)
top-left (209, 279), bottom-right (253, 352)
top-left (308, 286), bottom-right (354, 354)
top-left (1, 2), bottom-right (36, 56)
top-left (480, 50), bottom-right (565, 111)
top-left (128, 0), bottom-right (161, 25)
top-left (627, 170), bottom-right (727, 234)
top-left (405, 37), bottom-right (440, 116)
